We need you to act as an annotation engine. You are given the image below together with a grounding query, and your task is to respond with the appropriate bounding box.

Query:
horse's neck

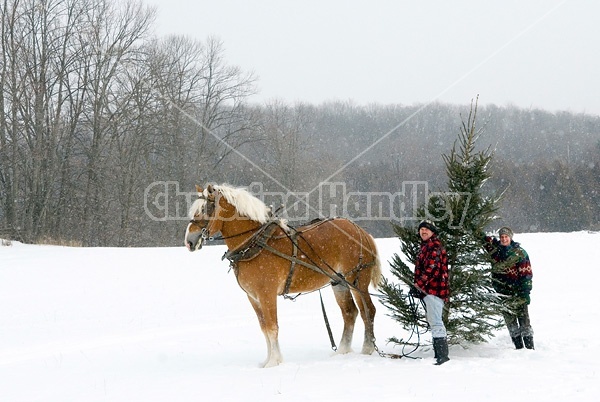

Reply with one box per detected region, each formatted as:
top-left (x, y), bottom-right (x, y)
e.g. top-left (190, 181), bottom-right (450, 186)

top-left (221, 219), bottom-right (263, 250)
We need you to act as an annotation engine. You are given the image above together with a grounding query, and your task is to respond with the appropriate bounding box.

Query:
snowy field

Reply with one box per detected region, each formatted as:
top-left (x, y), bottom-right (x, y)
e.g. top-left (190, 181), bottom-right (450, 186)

top-left (1, 232), bottom-right (598, 401)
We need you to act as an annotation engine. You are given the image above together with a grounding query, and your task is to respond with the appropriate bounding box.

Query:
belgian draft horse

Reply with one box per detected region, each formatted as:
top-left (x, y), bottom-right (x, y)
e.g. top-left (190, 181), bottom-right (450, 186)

top-left (185, 184), bottom-right (382, 368)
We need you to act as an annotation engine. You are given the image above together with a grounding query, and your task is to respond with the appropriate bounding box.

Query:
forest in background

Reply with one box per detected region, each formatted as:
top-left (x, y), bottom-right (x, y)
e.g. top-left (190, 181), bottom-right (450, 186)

top-left (1, 0), bottom-right (599, 247)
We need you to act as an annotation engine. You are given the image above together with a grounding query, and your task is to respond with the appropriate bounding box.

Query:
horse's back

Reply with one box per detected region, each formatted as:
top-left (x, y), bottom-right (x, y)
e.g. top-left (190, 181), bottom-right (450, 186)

top-left (297, 217), bottom-right (381, 288)
top-left (235, 217), bottom-right (381, 295)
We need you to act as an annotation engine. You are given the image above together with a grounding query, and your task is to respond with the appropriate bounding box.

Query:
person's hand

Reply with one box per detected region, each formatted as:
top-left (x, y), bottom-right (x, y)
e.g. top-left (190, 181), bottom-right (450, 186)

top-left (409, 285), bottom-right (423, 299)
top-left (519, 292), bottom-right (531, 305)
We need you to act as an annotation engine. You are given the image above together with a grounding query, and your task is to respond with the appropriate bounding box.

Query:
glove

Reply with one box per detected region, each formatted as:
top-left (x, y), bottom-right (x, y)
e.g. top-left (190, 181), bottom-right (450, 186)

top-left (519, 292), bottom-right (531, 305)
top-left (409, 285), bottom-right (424, 299)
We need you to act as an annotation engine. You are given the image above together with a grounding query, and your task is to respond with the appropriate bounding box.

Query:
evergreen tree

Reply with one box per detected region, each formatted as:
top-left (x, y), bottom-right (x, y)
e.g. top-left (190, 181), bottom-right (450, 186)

top-left (379, 98), bottom-right (506, 346)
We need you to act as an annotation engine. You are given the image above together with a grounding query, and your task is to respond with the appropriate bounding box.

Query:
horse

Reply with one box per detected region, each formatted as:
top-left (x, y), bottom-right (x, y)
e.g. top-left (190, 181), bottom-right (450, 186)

top-left (185, 183), bottom-right (382, 368)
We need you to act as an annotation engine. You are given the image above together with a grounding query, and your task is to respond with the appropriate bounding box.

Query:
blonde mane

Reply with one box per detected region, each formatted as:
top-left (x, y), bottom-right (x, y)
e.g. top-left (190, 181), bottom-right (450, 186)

top-left (187, 197), bottom-right (206, 220)
top-left (215, 184), bottom-right (271, 224)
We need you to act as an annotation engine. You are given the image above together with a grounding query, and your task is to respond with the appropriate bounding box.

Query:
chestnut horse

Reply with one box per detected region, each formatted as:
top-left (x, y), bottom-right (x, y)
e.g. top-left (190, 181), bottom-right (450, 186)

top-left (185, 184), bottom-right (382, 367)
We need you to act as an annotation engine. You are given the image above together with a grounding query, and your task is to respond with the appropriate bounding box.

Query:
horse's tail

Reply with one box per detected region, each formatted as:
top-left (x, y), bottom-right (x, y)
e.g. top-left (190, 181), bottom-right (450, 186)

top-left (367, 234), bottom-right (382, 289)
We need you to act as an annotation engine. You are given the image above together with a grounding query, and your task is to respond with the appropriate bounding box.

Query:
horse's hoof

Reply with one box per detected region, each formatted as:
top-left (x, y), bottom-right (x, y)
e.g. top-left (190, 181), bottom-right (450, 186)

top-left (262, 360), bottom-right (281, 368)
top-left (361, 346), bottom-right (375, 355)
top-left (336, 346), bottom-right (353, 354)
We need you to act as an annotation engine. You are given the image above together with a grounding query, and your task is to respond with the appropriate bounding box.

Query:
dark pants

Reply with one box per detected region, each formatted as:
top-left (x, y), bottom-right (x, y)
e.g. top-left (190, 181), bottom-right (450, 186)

top-left (503, 304), bottom-right (533, 338)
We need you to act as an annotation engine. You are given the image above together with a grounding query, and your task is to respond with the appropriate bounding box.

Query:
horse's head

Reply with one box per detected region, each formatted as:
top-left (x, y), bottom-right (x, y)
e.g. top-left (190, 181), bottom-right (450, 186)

top-left (184, 184), bottom-right (217, 251)
top-left (185, 183), bottom-right (270, 251)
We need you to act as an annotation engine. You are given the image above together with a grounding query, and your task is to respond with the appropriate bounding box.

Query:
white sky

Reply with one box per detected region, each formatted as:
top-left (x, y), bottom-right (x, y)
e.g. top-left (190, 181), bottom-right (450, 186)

top-left (145, 0), bottom-right (599, 115)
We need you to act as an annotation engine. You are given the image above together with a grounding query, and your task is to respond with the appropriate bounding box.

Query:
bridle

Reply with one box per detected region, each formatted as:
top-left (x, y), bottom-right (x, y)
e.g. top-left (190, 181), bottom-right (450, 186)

top-left (188, 193), bottom-right (215, 245)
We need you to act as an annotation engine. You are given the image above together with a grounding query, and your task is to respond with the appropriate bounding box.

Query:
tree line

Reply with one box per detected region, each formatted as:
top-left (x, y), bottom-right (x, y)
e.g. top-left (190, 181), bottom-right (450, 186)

top-left (1, 0), bottom-right (599, 247)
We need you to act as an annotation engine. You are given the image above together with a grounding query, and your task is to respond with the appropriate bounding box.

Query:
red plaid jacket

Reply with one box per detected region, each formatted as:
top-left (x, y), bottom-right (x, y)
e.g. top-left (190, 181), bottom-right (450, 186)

top-left (415, 235), bottom-right (449, 302)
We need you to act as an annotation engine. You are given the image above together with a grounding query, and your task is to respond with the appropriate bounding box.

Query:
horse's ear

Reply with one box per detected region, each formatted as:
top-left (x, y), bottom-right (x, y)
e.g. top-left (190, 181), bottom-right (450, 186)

top-left (195, 184), bottom-right (203, 194)
top-left (207, 184), bottom-right (215, 194)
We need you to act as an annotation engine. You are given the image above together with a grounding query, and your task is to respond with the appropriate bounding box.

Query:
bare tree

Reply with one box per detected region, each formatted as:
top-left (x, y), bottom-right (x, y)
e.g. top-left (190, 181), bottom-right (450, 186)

top-left (1, 0), bottom-right (93, 240)
top-left (149, 35), bottom-right (259, 182)
top-left (105, 45), bottom-right (162, 246)
top-left (77, 0), bottom-right (155, 245)
top-left (253, 100), bottom-right (314, 189)
top-left (0, 0), bottom-right (21, 235)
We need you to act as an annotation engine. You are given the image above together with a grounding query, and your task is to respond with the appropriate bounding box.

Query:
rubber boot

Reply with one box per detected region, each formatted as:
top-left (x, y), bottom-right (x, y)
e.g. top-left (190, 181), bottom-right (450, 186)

top-left (523, 336), bottom-right (534, 350)
top-left (511, 336), bottom-right (524, 350)
top-left (433, 338), bottom-right (450, 365)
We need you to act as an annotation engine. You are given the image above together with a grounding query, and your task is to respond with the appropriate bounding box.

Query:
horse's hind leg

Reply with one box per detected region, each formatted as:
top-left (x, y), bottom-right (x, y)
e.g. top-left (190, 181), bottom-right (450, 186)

top-left (247, 294), bottom-right (282, 368)
top-left (351, 286), bottom-right (376, 355)
top-left (332, 283), bottom-right (358, 354)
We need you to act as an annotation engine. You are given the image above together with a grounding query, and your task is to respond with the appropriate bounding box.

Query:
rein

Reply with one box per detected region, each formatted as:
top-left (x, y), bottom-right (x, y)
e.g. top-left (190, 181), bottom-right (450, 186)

top-left (372, 294), bottom-right (425, 360)
top-left (192, 221), bottom-right (259, 243)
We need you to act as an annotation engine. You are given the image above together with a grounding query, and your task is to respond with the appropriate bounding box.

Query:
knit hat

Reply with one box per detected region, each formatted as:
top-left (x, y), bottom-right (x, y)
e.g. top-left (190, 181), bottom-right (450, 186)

top-left (498, 226), bottom-right (513, 238)
top-left (418, 219), bottom-right (438, 234)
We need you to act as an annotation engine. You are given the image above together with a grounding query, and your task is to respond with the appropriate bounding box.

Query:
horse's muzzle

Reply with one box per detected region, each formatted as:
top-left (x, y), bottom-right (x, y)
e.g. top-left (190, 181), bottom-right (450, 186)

top-left (185, 230), bottom-right (204, 252)
top-left (186, 238), bottom-right (204, 252)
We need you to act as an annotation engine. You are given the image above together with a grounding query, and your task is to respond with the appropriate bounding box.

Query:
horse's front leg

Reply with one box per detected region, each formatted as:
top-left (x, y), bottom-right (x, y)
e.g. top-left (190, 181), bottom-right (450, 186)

top-left (247, 294), bottom-right (282, 368)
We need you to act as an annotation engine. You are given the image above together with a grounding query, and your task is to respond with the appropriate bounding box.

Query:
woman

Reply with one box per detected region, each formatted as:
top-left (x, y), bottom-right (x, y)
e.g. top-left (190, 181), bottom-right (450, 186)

top-left (484, 226), bottom-right (534, 350)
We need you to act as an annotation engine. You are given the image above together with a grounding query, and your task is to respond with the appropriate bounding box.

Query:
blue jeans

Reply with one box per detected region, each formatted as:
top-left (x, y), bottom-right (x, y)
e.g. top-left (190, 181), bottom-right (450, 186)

top-left (423, 294), bottom-right (447, 338)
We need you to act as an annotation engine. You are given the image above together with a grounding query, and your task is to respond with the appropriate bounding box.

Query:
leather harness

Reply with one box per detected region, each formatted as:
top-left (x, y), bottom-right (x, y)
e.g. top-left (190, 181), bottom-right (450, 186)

top-left (221, 217), bottom-right (376, 296)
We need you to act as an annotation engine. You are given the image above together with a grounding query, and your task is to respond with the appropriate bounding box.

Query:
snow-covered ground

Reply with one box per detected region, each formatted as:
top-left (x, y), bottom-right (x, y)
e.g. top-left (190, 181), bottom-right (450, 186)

top-left (1, 232), bottom-right (598, 401)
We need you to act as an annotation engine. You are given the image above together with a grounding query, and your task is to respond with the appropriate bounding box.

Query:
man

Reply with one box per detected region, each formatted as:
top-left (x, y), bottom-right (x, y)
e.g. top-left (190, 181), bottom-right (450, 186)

top-left (410, 219), bottom-right (450, 365)
top-left (484, 226), bottom-right (534, 350)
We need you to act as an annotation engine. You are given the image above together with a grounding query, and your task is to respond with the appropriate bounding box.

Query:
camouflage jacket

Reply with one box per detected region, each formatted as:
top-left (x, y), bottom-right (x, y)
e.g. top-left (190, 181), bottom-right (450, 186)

top-left (484, 236), bottom-right (533, 303)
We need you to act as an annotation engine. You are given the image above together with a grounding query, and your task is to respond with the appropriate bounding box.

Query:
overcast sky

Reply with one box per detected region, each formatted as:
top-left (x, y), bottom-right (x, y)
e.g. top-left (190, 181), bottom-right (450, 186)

top-left (145, 0), bottom-right (599, 116)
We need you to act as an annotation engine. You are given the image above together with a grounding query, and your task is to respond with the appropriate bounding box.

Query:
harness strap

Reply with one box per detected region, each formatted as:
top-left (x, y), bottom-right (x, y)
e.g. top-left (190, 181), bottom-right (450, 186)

top-left (320, 289), bottom-right (337, 351)
top-left (283, 233), bottom-right (299, 295)
top-left (222, 221), bottom-right (279, 263)
top-left (258, 240), bottom-right (348, 288)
